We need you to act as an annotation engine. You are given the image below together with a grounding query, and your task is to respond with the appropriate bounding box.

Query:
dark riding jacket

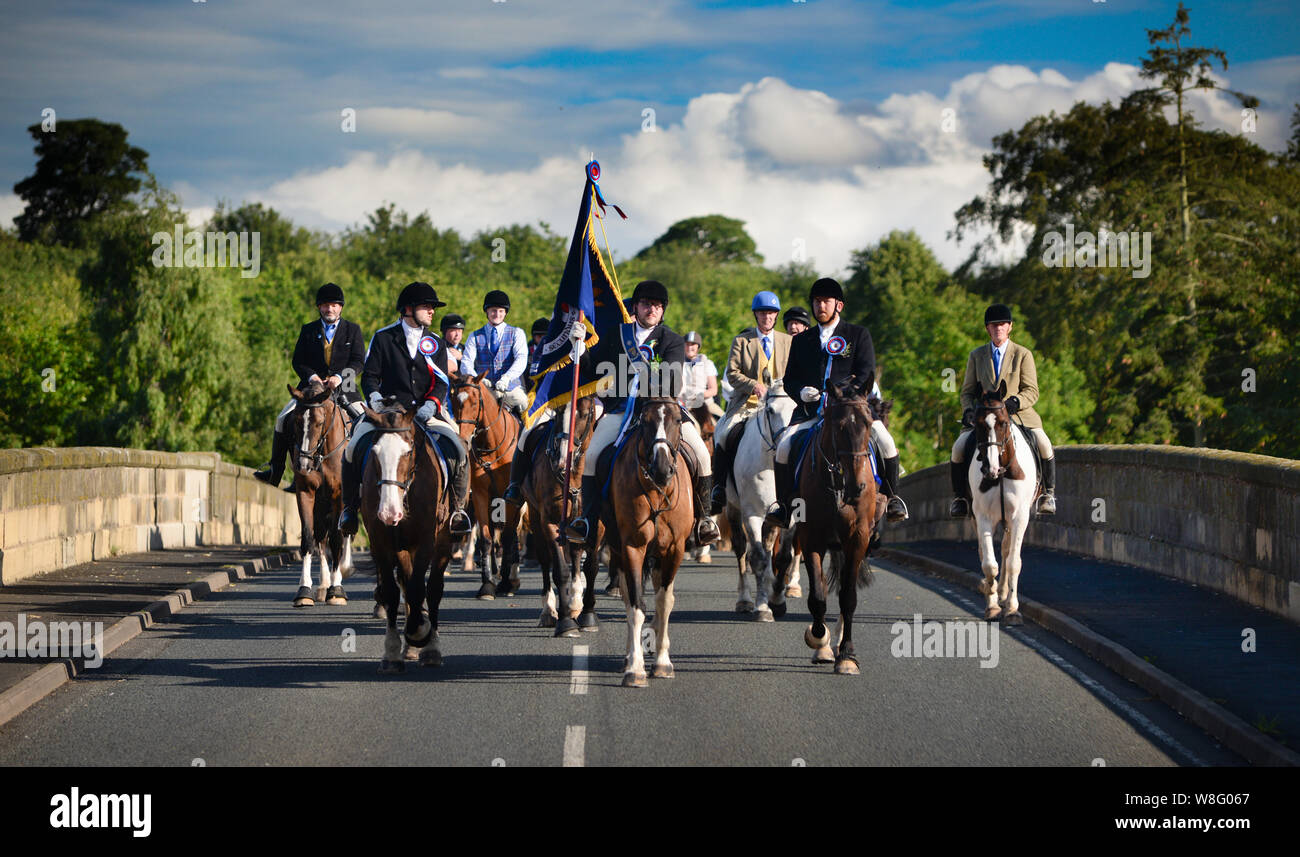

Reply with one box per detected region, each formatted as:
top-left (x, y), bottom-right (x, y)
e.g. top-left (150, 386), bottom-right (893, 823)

top-left (589, 322), bottom-right (686, 414)
top-left (292, 318), bottom-right (366, 403)
top-left (783, 318), bottom-right (876, 424)
top-left (361, 320), bottom-right (452, 412)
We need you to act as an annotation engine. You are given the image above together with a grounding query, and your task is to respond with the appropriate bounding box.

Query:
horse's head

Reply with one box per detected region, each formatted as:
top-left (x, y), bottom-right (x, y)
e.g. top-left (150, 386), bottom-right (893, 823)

top-left (975, 380), bottom-right (1013, 479)
top-left (361, 398), bottom-right (418, 526)
top-left (548, 395), bottom-right (599, 479)
top-left (762, 380), bottom-right (796, 435)
top-left (636, 398), bottom-right (682, 489)
top-left (450, 370), bottom-right (491, 442)
top-left (822, 386), bottom-right (874, 506)
top-left (287, 380), bottom-right (335, 473)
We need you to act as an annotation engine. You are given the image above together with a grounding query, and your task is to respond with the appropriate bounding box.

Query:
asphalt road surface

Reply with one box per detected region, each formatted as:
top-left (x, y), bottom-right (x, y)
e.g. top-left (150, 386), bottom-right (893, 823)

top-left (0, 549), bottom-right (1244, 766)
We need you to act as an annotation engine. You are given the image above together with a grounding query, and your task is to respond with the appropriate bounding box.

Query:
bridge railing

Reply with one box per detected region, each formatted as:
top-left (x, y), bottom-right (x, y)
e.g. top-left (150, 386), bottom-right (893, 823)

top-left (890, 445), bottom-right (1300, 623)
top-left (0, 447), bottom-right (300, 585)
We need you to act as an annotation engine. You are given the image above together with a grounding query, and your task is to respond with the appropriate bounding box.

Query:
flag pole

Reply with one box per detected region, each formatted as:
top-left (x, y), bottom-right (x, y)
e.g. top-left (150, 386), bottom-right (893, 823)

top-left (559, 310), bottom-right (585, 531)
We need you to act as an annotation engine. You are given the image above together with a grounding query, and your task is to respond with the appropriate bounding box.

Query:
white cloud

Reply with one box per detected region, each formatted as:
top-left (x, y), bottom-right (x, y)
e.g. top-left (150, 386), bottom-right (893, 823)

top-left (0, 193), bottom-right (23, 230)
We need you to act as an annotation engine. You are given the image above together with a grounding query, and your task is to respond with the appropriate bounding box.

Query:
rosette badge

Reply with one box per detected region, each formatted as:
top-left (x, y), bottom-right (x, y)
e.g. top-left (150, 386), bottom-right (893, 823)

top-left (638, 344), bottom-right (655, 363)
top-left (419, 336), bottom-right (440, 357)
top-left (587, 160), bottom-right (601, 182)
top-left (825, 335), bottom-right (847, 356)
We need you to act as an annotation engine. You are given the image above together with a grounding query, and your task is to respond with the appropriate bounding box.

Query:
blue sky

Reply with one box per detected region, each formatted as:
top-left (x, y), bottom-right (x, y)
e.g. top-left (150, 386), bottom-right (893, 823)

top-left (2, 0), bottom-right (1297, 271)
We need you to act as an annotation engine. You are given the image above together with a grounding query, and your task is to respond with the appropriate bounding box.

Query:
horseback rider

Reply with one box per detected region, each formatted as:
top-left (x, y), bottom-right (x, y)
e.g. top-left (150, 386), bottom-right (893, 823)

top-left (710, 290), bottom-right (791, 513)
top-left (460, 289), bottom-right (529, 417)
top-left (338, 282), bottom-right (473, 537)
top-left (679, 331), bottom-right (721, 416)
top-left (783, 306), bottom-right (811, 337)
top-left (525, 317), bottom-right (550, 394)
top-left (564, 280), bottom-right (722, 548)
top-left (440, 313), bottom-right (467, 366)
top-left (949, 303), bottom-right (1057, 517)
top-left (765, 277), bottom-right (909, 526)
top-left (254, 283), bottom-right (366, 488)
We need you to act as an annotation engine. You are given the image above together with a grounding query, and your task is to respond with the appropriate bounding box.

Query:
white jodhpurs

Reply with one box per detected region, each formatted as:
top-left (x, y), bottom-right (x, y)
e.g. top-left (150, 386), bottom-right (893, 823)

top-left (346, 407), bottom-right (460, 463)
top-left (952, 427), bottom-right (1054, 461)
top-left (776, 417), bottom-right (897, 465)
top-left (582, 409), bottom-right (711, 476)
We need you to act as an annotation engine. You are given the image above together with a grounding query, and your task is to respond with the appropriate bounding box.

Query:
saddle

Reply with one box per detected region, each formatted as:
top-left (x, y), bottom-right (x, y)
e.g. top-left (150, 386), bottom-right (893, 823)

top-left (356, 421), bottom-right (454, 499)
top-left (596, 409), bottom-right (701, 498)
top-left (963, 422), bottom-right (1043, 496)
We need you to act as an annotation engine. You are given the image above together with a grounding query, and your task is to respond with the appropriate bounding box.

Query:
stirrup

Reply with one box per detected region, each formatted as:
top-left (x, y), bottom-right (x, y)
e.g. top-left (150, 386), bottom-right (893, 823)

top-left (340, 506), bottom-right (360, 536)
top-left (695, 517), bottom-right (720, 546)
top-left (709, 484), bottom-right (728, 515)
top-left (886, 496), bottom-right (909, 522)
top-left (948, 497), bottom-right (969, 519)
top-left (503, 482), bottom-right (524, 506)
top-left (450, 509), bottom-right (472, 535)
top-left (764, 501), bottom-right (790, 529)
top-left (1036, 492), bottom-right (1056, 516)
top-left (565, 518), bottom-right (592, 546)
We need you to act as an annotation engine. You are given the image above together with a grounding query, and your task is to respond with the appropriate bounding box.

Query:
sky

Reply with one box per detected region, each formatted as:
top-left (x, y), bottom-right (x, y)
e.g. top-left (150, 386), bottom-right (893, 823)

top-left (1, 0), bottom-right (1297, 274)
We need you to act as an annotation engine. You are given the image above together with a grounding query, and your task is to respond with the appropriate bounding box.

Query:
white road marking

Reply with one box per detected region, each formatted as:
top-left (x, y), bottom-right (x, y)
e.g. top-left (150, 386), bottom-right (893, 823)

top-left (570, 645), bottom-right (589, 695)
top-left (563, 725), bottom-right (585, 767)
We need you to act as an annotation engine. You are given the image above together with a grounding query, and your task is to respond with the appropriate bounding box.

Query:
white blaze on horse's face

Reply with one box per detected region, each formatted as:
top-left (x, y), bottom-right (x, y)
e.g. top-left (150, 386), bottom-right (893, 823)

top-left (297, 406), bottom-right (314, 468)
top-left (652, 405), bottom-right (674, 471)
top-left (983, 413), bottom-right (1002, 478)
top-left (375, 432), bottom-right (412, 526)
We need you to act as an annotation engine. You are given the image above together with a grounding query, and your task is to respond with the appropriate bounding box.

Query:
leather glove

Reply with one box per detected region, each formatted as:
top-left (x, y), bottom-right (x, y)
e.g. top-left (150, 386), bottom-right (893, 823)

top-left (800, 386), bottom-right (821, 403)
top-left (1005, 396), bottom-right (1021, 415)
top-left (961, 408), bottom-right (975, 428)
top-left (415, 400), bottom-right (439, 425)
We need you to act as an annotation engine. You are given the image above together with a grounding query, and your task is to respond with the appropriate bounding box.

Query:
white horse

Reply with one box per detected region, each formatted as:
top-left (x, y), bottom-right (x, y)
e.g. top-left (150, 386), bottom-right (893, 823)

top-left (725, 382), bottom-right (799, 621)
top-left (968, 391), bottom-right (1038, 625)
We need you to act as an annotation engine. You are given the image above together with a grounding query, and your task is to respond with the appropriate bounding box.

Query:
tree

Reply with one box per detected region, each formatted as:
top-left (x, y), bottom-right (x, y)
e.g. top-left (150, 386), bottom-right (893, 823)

top-left (13, 119), bottom-right (149, 247)
top-left (636, 215), bottom-right (763, 265)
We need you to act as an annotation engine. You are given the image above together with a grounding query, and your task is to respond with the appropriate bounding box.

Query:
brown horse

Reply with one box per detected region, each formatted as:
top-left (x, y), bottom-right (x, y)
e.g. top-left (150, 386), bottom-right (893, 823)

top-left (286, 380), bottom-right (354, 607)
top-left (450, 371), bottom-right (523, 599)
top-left (782, 384), bottom-right (880, 676)
top-left (360, 401), bottom-right (455, 673)
top-left (602, 398), bottom-right (695, 687)
top-left (522, 396), bottom-right (601, 637)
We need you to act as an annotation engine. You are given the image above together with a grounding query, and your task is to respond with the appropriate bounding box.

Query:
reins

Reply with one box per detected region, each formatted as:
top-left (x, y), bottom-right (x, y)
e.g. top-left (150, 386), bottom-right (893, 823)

top-left (293, 392), bottom-right (349, 474)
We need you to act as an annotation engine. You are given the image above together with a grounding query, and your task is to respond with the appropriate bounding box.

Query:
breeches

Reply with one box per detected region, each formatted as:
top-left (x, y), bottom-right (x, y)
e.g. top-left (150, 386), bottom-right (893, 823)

top-left (775, 418), bottom-right (897, 464)
top-left (582, 410), bottom-right (711, 477)
top-left (346, 410), bottom-right (461, 464)
top-left (952, 427), bottom-right (1053, 461)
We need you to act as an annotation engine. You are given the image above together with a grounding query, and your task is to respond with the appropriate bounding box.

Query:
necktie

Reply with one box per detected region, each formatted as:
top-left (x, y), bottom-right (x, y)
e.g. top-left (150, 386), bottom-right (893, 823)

top-left (324, 323), bottom-right (335, 343)
top-left (993, 346), bottom-right (1002, 379)
top-left (489, 327), bottom-right (499, 356)
top-left (762, 335), bottom-right (771, 359)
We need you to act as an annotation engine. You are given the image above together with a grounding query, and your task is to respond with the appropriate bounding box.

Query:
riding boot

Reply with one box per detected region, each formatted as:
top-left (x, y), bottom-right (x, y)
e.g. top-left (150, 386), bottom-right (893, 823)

top-left (1036, 457), bottom-right (1057, 516)
top-left (565, 475), bottom-right (602, 547)
top-left (339, 453), bottom-right (361, 536)
top-left (449, 452), bottom-right (473, 536)
top-left (764, 459), bottom-right (794, 528)
top-left (709, 444), bottom-right (732, 514)
top-left (694, 474), bottom-right (721, 545)
top-left (949, 458), bottom-right (971, 518)
top-left (881, 455), bottom-right (909, 522)
top-left (253, 429), bottom-right (289, 486)
top-left (503, 442), bottom-right (530, 507)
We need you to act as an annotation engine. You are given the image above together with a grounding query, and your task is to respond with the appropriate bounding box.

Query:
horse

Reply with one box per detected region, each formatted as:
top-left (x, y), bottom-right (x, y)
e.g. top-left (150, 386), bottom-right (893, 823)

top-left (969, 380), bottom-right (1038, 625)
top-left (602, 398), bottom-right (695, 688)
top-left (783, 383), bottom-right (881, 676)
top-left (450, 371), bottom-right (523, 600)
top-left (522, 396), bottom-right (601, 636)
top-left (723, 381), bottom-right (798, 621)
top-left (360, 400), bottom-right (455, 673)
top-left (687, 401), bottom-right (719, 563)
top-left (285, 380), bottom-right (355, 607)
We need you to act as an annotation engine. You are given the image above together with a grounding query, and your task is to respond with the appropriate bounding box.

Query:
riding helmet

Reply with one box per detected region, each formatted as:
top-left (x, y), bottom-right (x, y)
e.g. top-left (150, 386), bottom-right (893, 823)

top-left (440, 313), bottom-right (466, 331)
top-left (684, 330), bottom-right (702, 345)
top-left (809, 277), bottom-right (844, 303)
top-left (531, 317), bottom-right (550, 336)
top-left (984, 304), bottom-right (1013, 325)
top-left (396, 281), bottom-right (446, 312)
top-left (483, 290), bottom-right (511, 311)
top-left (315, 282), bottom-right (345, 306)
top-left (783, 306), bottom-right (811, 327)
top-left (631, 280), bottom-right (670, 308)
top-left (751, 290), bottom-right (781, 313)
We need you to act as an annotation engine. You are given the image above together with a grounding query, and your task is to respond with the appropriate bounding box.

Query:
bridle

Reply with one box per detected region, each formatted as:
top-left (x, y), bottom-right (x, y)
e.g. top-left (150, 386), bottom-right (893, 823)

top-left (452, 379), bottom-right (513, 469)
top-left (814, 396), bottom-right (874, 506)
top-left (630, 402), bottom-right (682, 523)
top-left (370, 423), bottom-right (420, 514)
top-left (546, 401), bottom-right (596, 487)
top-left (292, 392), bottom-right (348, 474)
top-left (974, 399), bottom-right (1012, 479)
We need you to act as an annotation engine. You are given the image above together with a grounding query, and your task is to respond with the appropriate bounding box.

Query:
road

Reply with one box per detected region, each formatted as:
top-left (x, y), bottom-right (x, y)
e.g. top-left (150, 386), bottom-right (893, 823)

top-left (0, 550), bottom-right (1243, 766)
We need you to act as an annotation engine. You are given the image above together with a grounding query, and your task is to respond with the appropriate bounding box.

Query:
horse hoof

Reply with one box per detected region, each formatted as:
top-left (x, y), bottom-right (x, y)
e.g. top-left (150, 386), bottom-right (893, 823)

top-left (804, 625), bottom-right (830, 649)
top-left (771, 601), bottom-right (787, 619)
top-left (622, 672), bottom-right (648, 688)
top-left (555, 617), bottom-right (581, 639)
top-left (698, 553), bottom-right (711, 564)
top-left (372, 603), bottom-right (387, 621)
top-left (326, 586), bottom-right (347, 606)
top-left (477, 583), bottom-right (496, 600)
top-left (293, 586), bottom-right (315, 608)
top-left (379, 660), bottom-right (406, 675)
top-left (404, 645), bottom-right (420, 661)
top-left (755, 605), bottom-right (774, 623)
top-left (812, 646), bottom-right (835, 664)
top-left (735, 600), bottom-right (755, 614)
top-left (652, 663), bottom-right (674, 679)
top-left (577, 611), bottom-right (600, 631)
top-left (604, 581), bottom-right (620, 596)
top-left (785, 585), bottom-right (803, 599)
top-left (835, 657), bottom-right (861, 676)
top-left (984, 606), bottom-right (1002, 621)
top-left (495, 579), bottom-right (520, 598)
top-left (419, 649), bottom-right (443, 668)
top-left (538, 610), bottom-right (558, 628)
top-left (315, 586), bottom-right (329, 603)
top-left (1002, 612), bottom-right (1023, 627)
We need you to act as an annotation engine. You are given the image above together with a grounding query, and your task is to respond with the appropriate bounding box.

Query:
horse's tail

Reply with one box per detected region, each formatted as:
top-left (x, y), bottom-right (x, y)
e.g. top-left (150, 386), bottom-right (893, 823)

top-left (825, 551), bottom-right (874, 594)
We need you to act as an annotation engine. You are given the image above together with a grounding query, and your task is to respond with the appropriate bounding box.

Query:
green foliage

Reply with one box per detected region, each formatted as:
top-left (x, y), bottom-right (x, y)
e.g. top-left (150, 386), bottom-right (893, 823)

top-left (635, 214), bottom-right (764, 265)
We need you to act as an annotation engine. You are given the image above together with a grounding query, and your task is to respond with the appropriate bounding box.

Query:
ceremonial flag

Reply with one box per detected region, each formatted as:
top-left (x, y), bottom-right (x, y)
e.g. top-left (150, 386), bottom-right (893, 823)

top-left (525, 160), bottom-right (630, 425)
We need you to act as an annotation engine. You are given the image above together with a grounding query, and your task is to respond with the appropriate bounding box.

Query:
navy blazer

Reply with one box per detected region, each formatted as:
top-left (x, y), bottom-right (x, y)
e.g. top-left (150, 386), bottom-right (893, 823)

top-left (783, 318), bottom-right (875, 423)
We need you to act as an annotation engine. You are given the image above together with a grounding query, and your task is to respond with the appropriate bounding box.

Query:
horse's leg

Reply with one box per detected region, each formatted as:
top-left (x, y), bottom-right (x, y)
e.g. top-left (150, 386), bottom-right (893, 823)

top-left (376, 551), bottom-right (404, 674)
top-left (651, 559), bottom-right (678, 679)
top-left (787, 550), bottom-right (803, 598)
top-left (314, 540), bottom-right (332, 605)
top-left (554, 525), bottom-right (583, 638)
top-left (1001, 514), bottom-right (1027, 626)
top-left (536, 519), bottom-right (559, 628)
top-left (294, 492), bottom-right (317, 606)
top-left (748, 514), bottom-right (775, 619)
top-left (419, 542), bottom-right (445, 666)
top-left (497, 503), bottom-right (522, 596)
top-left (769, 526), bottom-right (790, 619)
top-left (575, 542), bottom-right (599, 632)
top-left (619, 545), bottom-right (648, 688)
top-left (474, 496), bottom-right (495, 598)
top-left (976, 513), bottom-right (1001, 620)
top-left (398, 548), bottom-right (432, 660)
top-left (834, 543), bottom-right (865, 676)
top-left (803, 545), bottom-right (835, 664)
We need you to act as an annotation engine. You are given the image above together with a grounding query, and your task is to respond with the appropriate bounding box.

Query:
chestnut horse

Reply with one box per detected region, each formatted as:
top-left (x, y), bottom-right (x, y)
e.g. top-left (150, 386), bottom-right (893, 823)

top-left (361, 401), bottom-right (455, 673)
top-left (781, 383), bottom-right (880, 676)
top-left (286, 381), bottom-right (354, 607)
top-left (523, 396), bottom-right (601, 637)
top-left (602, 398), bottom-right (694, 688)
top-left (451, 371), bottom-right (523, 600)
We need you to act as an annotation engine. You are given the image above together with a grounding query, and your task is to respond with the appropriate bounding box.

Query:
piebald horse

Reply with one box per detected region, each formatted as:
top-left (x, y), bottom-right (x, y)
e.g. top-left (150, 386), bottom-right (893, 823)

top-left (361, 401), bottom-right (455, 673)
top-left (451, 371), bottom-right (523, 599)
top-left (969, 381), bottom-right (1038, 625)
top-left (602, 398), bottom-right (694, 688)
top-left (286, 381), bottom-right (354, 607)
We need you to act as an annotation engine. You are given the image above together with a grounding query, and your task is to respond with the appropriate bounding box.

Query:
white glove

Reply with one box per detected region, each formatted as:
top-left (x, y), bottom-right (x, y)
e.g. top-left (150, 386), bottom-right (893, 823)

top-left (368, 391), bottom-right (384, 410)
top-left (482, 378), bottom-right (495, 390)
top-left (568, 321), bottom-right (587, 359)
top-left (415, 400), bottom-right (439, 425)
top-left (800, 386), bottom-right (821, 403)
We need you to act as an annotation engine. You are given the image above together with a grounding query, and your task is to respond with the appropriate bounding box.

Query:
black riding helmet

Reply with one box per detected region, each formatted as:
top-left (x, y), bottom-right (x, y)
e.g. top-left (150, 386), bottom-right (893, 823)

top-left (396, 281), bottom-right (446, 313)
top-left (440, 313), bottom-right (466, 332)
top-left (483, 289), bottom-right (511, 311)
top-left (984, 304), bottom-right (1013, 325)
top-left (531, 317), bottom-right (550, 336)
top-left (631, 279), bottom-right (669, 308)
top-left (809, 277), bottom-right (844, 303)
top-left (783, 306), bottom-right (811, 327)
top-left (315, 282), bottom-right (345, 305)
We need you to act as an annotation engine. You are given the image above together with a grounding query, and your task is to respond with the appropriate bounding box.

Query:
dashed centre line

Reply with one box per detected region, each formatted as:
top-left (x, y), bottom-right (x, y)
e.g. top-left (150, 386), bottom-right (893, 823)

top-left (570, 644), bottom-right (589, 695)
top-left (563, 725), bottom-right (586, 767)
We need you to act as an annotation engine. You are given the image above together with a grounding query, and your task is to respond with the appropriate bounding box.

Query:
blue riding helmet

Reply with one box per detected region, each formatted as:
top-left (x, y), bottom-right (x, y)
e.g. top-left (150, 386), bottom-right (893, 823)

top-left (751, 291), bottom-right (781, 313)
